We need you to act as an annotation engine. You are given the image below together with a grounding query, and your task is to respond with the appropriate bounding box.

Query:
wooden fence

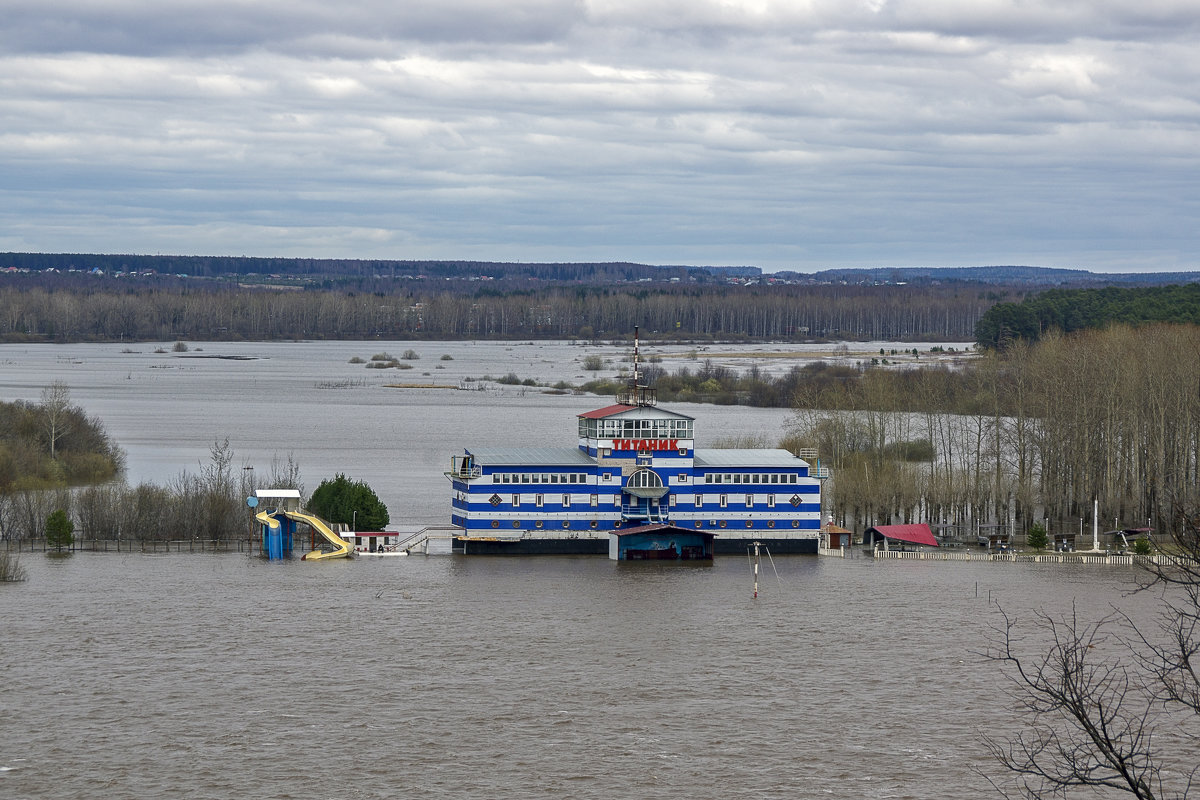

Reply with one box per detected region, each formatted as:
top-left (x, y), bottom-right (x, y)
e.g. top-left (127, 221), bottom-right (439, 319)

top-left (3, 538), bottom-right (260, 554)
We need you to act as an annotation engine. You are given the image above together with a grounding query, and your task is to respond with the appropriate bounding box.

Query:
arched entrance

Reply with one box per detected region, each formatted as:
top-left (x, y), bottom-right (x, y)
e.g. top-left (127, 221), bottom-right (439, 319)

top-left (622, 468), bottom-right (668, 523)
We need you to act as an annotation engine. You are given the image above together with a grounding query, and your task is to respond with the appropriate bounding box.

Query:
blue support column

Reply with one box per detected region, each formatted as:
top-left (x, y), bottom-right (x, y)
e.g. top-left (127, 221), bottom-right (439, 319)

top-left (281, 517), bottom-right (295, 554)
top-left (260, 512), bottom-right (295, 560)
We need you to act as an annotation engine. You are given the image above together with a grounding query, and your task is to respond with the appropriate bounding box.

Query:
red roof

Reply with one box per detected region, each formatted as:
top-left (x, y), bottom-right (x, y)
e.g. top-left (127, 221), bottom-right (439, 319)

top-left (578, 404), bottom-right (637, 419)
top-left (865, 524), bottom-right (938, 547)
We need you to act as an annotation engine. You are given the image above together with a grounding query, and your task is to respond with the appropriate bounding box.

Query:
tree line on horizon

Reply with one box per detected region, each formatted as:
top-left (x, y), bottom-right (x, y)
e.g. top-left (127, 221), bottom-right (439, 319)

top-left (6, 267), bottom-right (1196, 345)
top-left (975, 282), bottom-right (1200, 348)
top-left (0, 280), bottom-right (999, 342)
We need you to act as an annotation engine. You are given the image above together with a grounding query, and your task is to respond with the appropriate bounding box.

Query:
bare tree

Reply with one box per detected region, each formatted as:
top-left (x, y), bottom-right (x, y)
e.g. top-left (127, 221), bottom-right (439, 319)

top-left (266, 451), bottom-right (304, 495)
top-left (40, 380), bottom-right (72, 459)
top-left (983, 510), bottom-right (1200, 799)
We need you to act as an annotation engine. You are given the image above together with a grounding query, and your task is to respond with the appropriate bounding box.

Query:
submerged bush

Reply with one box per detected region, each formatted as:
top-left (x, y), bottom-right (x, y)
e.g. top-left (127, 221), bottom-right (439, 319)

top-left (0, 551), bottom-right (26, 582)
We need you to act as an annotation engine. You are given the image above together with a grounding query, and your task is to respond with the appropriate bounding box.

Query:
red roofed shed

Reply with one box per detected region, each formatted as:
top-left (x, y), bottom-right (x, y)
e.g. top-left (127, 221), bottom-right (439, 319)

top-left (865, 524), bottom-right (939, 550)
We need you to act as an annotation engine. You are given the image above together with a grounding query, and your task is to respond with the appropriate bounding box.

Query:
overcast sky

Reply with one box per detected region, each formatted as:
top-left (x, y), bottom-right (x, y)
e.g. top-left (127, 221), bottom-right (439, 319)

top-left (2, 1), bottom-right (1198, 272)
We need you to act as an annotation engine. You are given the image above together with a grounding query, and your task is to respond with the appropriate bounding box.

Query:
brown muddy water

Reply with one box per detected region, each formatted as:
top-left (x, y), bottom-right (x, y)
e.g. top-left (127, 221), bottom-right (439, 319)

top-left (0, 550), bottom-right (1154, 799)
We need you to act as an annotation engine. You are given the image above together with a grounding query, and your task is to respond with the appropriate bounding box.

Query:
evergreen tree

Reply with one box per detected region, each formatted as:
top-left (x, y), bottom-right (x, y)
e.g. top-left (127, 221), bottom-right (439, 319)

top-left (46, 508), bottom-right (74, 551)
top-left (307, 474), bottom-right (389, 531)
top-left (1025, 522), bottom-right (1049, 551)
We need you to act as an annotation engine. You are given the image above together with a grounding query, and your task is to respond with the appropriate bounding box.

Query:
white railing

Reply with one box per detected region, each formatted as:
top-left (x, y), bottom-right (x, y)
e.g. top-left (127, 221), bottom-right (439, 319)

top-left (873, 549), bottom-right (987, 561)
top-left (865, 549), bottom-right (1164, 565)
top-left (817, 546), bottom-right (845, 557)
top-left (445, 466), bottom-right (482, 480)
top-left (394, 525), bottom-right (462, 554)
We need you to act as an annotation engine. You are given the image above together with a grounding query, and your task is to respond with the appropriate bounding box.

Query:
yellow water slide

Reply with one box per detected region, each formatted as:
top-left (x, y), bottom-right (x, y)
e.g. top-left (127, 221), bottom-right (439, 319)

top-left (255, 510), bottom-right (280, 530)
top-left (284, 510), bottom-right (353, 560)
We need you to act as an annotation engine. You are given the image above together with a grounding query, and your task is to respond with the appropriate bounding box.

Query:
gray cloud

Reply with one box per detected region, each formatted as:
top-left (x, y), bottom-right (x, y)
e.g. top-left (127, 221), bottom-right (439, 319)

top-left (0, 0), bottom-right (1197, 270)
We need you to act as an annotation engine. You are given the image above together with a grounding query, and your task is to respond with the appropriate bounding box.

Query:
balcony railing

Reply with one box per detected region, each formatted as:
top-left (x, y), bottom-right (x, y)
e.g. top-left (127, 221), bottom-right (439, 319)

top-left (446, 456), bottom-right (482, 480)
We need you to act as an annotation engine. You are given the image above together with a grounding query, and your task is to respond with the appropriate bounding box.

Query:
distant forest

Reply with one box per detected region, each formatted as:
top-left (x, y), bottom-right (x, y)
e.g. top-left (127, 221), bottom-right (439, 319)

top-left (1, 277), bottom-right (994, 342)
top-left (1, 253), bottom-right (1197, 343)
top-left (975, 283), bottom-right (1200, 348)
top-left (4, 252), bottom-right (1195, 287)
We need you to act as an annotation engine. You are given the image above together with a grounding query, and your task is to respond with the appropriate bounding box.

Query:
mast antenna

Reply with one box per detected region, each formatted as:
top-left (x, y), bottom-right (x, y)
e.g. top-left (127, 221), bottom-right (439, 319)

top-left (616, 326), bottom-right (657, 407)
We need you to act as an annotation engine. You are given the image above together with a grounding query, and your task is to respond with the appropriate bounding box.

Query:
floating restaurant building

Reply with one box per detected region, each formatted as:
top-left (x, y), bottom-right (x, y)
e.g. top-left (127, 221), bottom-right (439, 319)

top-left (448, 334), bottom-right (824, 556)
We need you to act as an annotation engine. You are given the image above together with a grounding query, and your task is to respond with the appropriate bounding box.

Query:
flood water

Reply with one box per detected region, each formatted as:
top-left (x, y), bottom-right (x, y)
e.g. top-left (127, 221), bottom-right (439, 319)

top-left (1, 550), bottom-right (1156, 799)
top-left (0, 339), bottom-right (1154, 798)
top-left (0, 338), bottom-right (967, 528)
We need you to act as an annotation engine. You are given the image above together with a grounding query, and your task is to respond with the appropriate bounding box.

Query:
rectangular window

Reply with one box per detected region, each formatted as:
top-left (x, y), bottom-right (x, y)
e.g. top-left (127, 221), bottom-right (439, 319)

top-left (562, 494), bottom-right (570, 507)
top-left (790, 475), bottom-right (797, 483)
top-left (678, 448), bottom-right (687, 456)
top-left (521, 474), bottom-right (530, 483)
top-left (603, 472), bottom-right (612, 481)
top-left (536, 494), bottom-right (544, 508)
top-left (696, 494), bottom-right (704, 507)
top-left (590, 494), bottom-right (598, 507)
top-left (678, 474), bottom-right (688, 483)
top-left (746, 494), bottom-right (753, 507)
top-left (768, 495), bottom-right (776, 508)
top-left (511, 494), bottom-right (519, 507)
top-left (720, 494), bottom-right (728, 508)
top-left (669, 495), bottom-right (677, 507)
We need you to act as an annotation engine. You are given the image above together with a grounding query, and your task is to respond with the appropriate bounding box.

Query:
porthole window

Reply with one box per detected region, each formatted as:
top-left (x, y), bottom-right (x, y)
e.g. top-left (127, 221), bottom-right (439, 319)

top-left (491, 520), bottom-right (499, 528)
top-left (746, 520), bottom-right (753, 528)
top-left (719, 520), bottom-right (727, 528)
top-left (513, 520), bottom-right (521, 528)
top-left (536, 520), bottom-right (544, 528)
top-left (562, 521), bottom-right (570, 529)
top-left (768, 520), bottom-right (775, 528)
top-left (791, 520), bottom-right (799, 528)
top-left (590, 520), bottom-right (598, 529)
